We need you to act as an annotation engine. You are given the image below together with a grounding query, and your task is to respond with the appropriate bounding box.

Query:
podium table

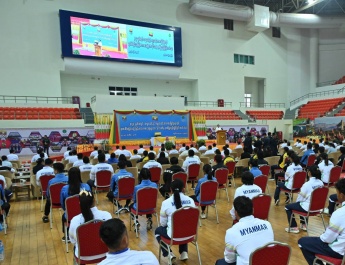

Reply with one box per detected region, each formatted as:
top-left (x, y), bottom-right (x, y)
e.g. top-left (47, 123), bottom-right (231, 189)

top-left (216, 130), bottom-right (227, 145)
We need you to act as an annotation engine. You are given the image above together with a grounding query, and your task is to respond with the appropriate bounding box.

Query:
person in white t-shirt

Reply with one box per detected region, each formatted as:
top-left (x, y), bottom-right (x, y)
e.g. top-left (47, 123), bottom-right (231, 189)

top-left (182, 150), bottom-right (200, 173)
top-left (120, 146), bottom-right (132, 158)
top-left (155, 179), bottom-right (195, 263)
top-left (66, 150), bottom-right (78, 164)
top-left (204, 145), bottom-right (215, 155)
top-left (36, 159), bottom-right (55, 186)
top-left (148, 146), bottom-right (156, 156)
top-left (234, 141), bottom-right (243, 149)
top-left (189, 144), bottom-right (198, 154)
top-left (212, 143), bottom-right (218, 152)
top-left (79, 157), bottom-right (93, 173)
top-left (318, 153), bottom-right (334, 184)
top-left (63, 147), bottom-right (72, 159)
top-left (179, 146), bottom-right (190, 157)
top-left (130, 149), bottom-right (141, 161)
top-left (89, 146), bottom-right (98, 158)
top-left (137, 144), bottom-right (146, 155)
top-left (73, 153), bottom-right (84, 167)
top-left (280, 139), bottom-right (288, 148)
top-left (169, 145), bottom-right (179, 155)
top-left (7, 149), bottom-right (19, 161)
top-left (99, 218), bottom-right (159, 265)
top-left (215, 196), bottom-right (274, 265)
top-left (87, 153), bottom-right (114, 189)
top-left (143, 153), bottom-right (162, 169)
top-left (178, 143), bottom-right (186, 154)
top-left (215, 124), bottom-right (222, 132)
top-left (198, 144), bottom-right (207, 152)
top-left (114, 146), bottom-right (122, 157)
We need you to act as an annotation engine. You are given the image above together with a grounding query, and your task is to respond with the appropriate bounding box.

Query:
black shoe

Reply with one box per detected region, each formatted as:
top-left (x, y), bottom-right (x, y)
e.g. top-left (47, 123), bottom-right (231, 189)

top-left (115, 205), bottom-right (124, 214)
top-left (62, 236), bottom-right (71, 243)
top-left (285, 197), bottom-right (291, 204)
top-left (133, 220), bottom-right (140, 232)
top-left (42, 216), bottom-right (49, 223)
top-left (274, 199), bottom-right (280, 206)
top-left (147, 218), bottom-right (153, 230)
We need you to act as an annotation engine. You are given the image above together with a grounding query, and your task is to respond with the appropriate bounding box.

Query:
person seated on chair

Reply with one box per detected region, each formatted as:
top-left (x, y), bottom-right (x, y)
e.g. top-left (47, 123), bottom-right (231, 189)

top-left (256, 150), bottom-right (268, 167)
top-left (274, 154), bottom-right (302, 205)
top-left (318, 153), bottom-right (334, 184)
top-left (215, 196), bottom-right (274, 265)
top-left (159, 148), bottom-right (169, 158)
top-left (129, 168), bottom-right (158, 231)
top-left (79, 156), bottom-right (93, 173)
top-left (63, 147), bottom-right (72, 159)
top-left (118, 154), bottom-right (132, 168)
top-left (182, 149), bottom-right (200, 188)
top-left (0, 183), bottom-right (10, 224)
top-left (107, 153), bottom-right (118, 164)
top-left (190, 164), bottom-right (216, 219)
top-left (229, 172), bottom-right (262, 222)
top-left (87, 153), bottom-right (114, 190)
top-left (249, 160), bottom-right (262, 178)
top-left (169, 145), bottom-right (179, 155)
top-left (198, 143), bottom-right (207, 152)
top-left (157, 152), bottom-right (170, 165)
top-left (73, 153), bottom-right (84, 167)
top-left (0, 174), bottom-right (13, 202)
top-left (204, 145), bottom-right (215, 155)
top-left (178, 143), bottom-right (186, 153)
top-left (324, 192), bottom-right (341, 216)
top-left (109, 160), bottom-right (133, 214)
top-left (223, 149), bottom-right (235, 165)
top-left (159, 157), bottom-right (184, 199)
top-left (300, 143), bottom-right (315, 167)
top-left (120, 145), bottom-right (132, 158)
top-left (69, 190), bottom-right (111, 262)
top-left (284, 165), bottom-right (323, 234)
top-left (60, 167), bottom-right (91, 242)
top-left (130, 149), bottom-right (141, 161)
top-left (212, 154), bottom-right (227, 173)
top-left (99, 218), bottom-right (159, 265)
top-left (142, 152), bottom-right (162, 170)
top-left (314, 146), bottom-right (325, 166)
top-left (137, 144), bottom-right (146, 155)
top-left (7, 149), bottom-right (18, 161)
top-left (298, 178), bottom-right (345, 265)
top-left (42, 163), bottom-right (68, 223)
top-left (0, 159), bottom-right (15, 173)
top-left (32, 157), bottom-right (44, 175)
top-left (1, 156), bottom-right (12, 168)
top-left (36, 158), bottom-right (54, 186)
top-left (31, 148), bottom-right (48, 163)
top-left (179, 145), bottom-right (190, 157)
top-left (155, 179), bottom-right (195, 263)
top-left (138, 150), bottom-right (149, 163)
top-left (89, 146), bottom-right (98, 159)
top-left (148, 146), bottom-right (156, 156)
top-left (336, 146), bottom-right (345, 167)
top-left (66, 150), bottom-right (78, 164)
top-left (270, 147), bottom-right (289, 180)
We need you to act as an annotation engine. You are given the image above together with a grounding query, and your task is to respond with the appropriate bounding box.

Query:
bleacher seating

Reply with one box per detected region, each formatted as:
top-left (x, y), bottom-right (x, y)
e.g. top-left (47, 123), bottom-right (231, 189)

top-left (0, 107), bottom-right (82, 120)
top-left (297, 97), bottom-right (345, 120)
top-left (190, 110), bottom-right (241, 120)
top-left (246, 110), bottom-right (283, 120)
top-left (334, 76), bottom-right (345, 85)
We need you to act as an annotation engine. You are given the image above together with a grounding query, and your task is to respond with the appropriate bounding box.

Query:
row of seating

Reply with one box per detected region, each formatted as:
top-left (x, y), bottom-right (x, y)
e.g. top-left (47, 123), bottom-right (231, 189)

top-left (190, 110), bottom-right (241, 120)
top-left (334, 76), bottom-right (345, 85)
top-left (0, 113), bottom-right (82, 120)
top-left (298, 97), bottom-right (345, 119)
top-left (246, 110), bottom-right (284, 120)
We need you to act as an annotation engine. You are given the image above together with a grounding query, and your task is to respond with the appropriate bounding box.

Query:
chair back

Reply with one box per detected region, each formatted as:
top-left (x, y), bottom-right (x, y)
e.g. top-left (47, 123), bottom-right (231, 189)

top-left (76, 220), bottom-right (108, 263)
top-left (252, 194), bottom-right (271, 220)
top-left (90, 158), bottom-right (99, 165)
top-left (172, 172), bottom-right (188, 189)
top-left (0, 170), bottom-right (13, 180)
top-left (148, 167), bottom-right (161, 184)
top-left (253, 175), bottom-right (268, 193)
top-left (259, 165), bottom-right (270, 176)
top-left (306, 154), bottom-right (316, 167)
top-left (225, 161), bottom-right (236, 175)
top-left (265, 156), bottom-right (280, 166)
top-left (236, 158), bottom-right (250, 168)
top-left (111, 163), bottom-right (118, 172)
top-left (80, 170), bottom-right (91, 183)
top-left (249, 241), bottom-right (291, 265)
top-left (200, 157), bottom-right (210, 165)
top-left (40, 175), bottom-right (55, 195)
top-left (309, 186), bottom-right (329, 212)
top-left (125, 167), bottom-right (139, 185)
top-left (169, 153), bottom-right (179, 159)
top-left (188, 163), bottom-right (200, 179)
top-left (178, 158), bottom-right (183, 167)
top-left (117, 177), bottom-right (135, 200)
top-left (65, 162), bottom-right (73, 171)
top-left (291, 171), bottom-right (307, 190)
top-left (136, 187), bottom-right (158, 212)
top-left (65, 195), bottom-right (81, 222)
top-left (214, 168), bottom-right (229, 186)
top-left (129, 158), bottom-right (138, 168)
top-left (95, 170), bottom-right (112, 187)
top-left (170, 206), bottom-right (200, 242)
top-left (200, 180), bottom-right (218, 204)
top-left (49, 182), bottom-right (66, 205)
top-left (328, 166), bottom-right (341, 185)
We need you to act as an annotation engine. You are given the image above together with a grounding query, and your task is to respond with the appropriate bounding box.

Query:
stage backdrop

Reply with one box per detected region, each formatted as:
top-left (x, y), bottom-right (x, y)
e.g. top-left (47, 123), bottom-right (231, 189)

top-left (110, 110), bottom-right (193, 144)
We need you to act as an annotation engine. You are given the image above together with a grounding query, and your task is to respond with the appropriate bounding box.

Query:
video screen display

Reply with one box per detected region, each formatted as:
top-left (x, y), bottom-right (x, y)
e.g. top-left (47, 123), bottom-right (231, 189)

top-left (60, 10), bottom-right (182, 67)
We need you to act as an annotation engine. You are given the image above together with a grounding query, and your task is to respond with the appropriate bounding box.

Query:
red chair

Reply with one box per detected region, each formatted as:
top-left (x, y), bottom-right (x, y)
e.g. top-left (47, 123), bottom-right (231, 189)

top-left (148, 167), bottom-right (162, 185)
top-left (194, 180), bottom-right (219, 226)
top-left (225, 161), bottom-right (236, 187)
top-left (49, 182), bottom-right (67, 229)
top-left (95, 170), bottom-right (112, 204)
top-left (249, 241), bottom-right (291, 265)
top-left (254, 175), bottom-right (268, 194)
top-left (75, 220), bottom-right (108, 265)
top-left (342, 159), bottom-right (345, 172)
top-left (252, 194), bottom-right (271, 221)
top-left (39, 175), bottom-right (55, 211)
top-left (259, 165), bottom-right (271, 193)
top-left (305, 154), bottom-right (317, 168)
top-left (187, 163), bottom-right (201, 192)
top-left (113, 177), bottom-right (135, 218)
top-left (280, 171), bottom-right (306, 202)
top-left (313, 253), bottom-right (345, 265)
top-left (289, 186), bottom-right (328, 235)
top-left (325, 166), bottom-right (342, 187)
top-left (172, 172), bottom-right (188, 191)
top-left (64, 195), bottom-right (81, 252)
top-left (158, 206), bottom-right (202, 265)
top-left (129, 186), bottom-right (158, 238)
top-left (214, 168), bottom-right (229, 202)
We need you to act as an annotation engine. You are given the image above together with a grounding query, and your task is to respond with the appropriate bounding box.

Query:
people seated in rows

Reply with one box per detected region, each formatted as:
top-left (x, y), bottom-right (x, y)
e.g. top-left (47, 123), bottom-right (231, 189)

top-left (107, 153), bottom-right (118, 164)
top-left (159, 147), bottom-right (169, 158)
top-left (155, 179), bottom-right (195, 263)
top-left (169, 145), bottom-right (179, 154)
top-left (99, 218), bottom-right (159, 265)
top-left (314, 146), bottom-right (325, 165)
top-left (157, 152), bottom-right (169, 165)
top-left (327, 143), bottom-right (337, 154)
top-left (138, 150), bottom-right (149, 163)
top-left (190, 164), bottom-right (216, 219)
top-left (87, 153), bottom-right (114, 190)
top-left (234, 141), bottom-right (242, 149)
top-left (178, 143), bottom-right (186, 153)
top-left (0, 173), bottom-right (13, 202)
top-left (69, 190), bottom-right (112, 261)
top-left (294, 139), bottom-right (302, 147)
top-left (148, 146), bottom-right (156, 156)
top-left (89, 146), bottom-right (98, 158)
top-left (0, 159), bottom-right (15, 172)
top-left (67, 150), bottom-right (78, 164)
top-left (130, 168), bottom-right (157, 230)
top-left (216, 196), bottom-right (274, 265)
top-left (270, 147), bottom-right (289, 180)
top-left (298, 178), bottom-right (345, 265)
top-left (285, 165), bottom-right (324, 234)
top-left (249, 160), bottom-right (262, 178)
top-left (318, 153), bottom-right (334, 184)
top-left (32, 157), bottom-right (44, 175)
top-left (143, 153), bottom-right (161, 169)
top-left (223, 149), bottom-right (234, 165)
top-left (1, 156), bottom-right (12, 168)
top-left (300, 143), bottom-right (315, 167)
top-left (79, 157), bottom-right (93, 172)
top-left (64, 147), bottom-right (72, 159)
top-left (36, 158), bottom-right (54, 186)
top-left (120, 145), bottom-right (132, 157)
top-left (118, 154), bottom-right (132, 168)
top-left (104, 150), bottom-right (111, 160)
top-left (31, 148), bottom-right (48, 163)
top-left (204, 145), bottom-right (214, 155)
top-left (198, 143), bottom-right (207, 152)
top-left (137, 144), bottom-right (146, 155)
top-left (179, 145), bottom-right (190, 157)
top-left (73, 153), bottom-right (84, 167)
top-left (42, 163), bottom-right (68, 223)
top-left (114, 145), bottom-right (122, 156)
top-left (7, 149), bottom-right (18, 161)
top-left (300, 140), bottom-right (308, 151)
top-left (280, 139), bottom-right (288, 148)
top-left (159, 157), bottom-right (184, 199)
top-left (212, 154), bottom-right (227, 173)
top-left (256, 150), bottom-right (268, 167)
top-left (221, 144), bottom-right (232, 156)
top-left (131, 149), bottom-right (141, 160)
top-left (182, 150), bottom-right (200, 173)
top-left (60, 167), bottom-right (91, 242)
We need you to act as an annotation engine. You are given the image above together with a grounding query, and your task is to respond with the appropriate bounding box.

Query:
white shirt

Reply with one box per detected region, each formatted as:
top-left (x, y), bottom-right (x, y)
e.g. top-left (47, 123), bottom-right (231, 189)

top-left (296, 143), bottom-right (303, 148)
top-left (212, 147), bottom-right (218, 152)
top-left (105, 154), bottom-right (111, 160)
top-left (190, 147), bottom-right (198, 153)
top-left (7, 154), bottom-right (18, 161)
top-left (36, 166), bottom-right (55, 186)
top-left (198, 146), bottom-right (207, 151)
top-left (69, 207), bottom-right (112, 260)
top-left (182, 157), bottom-right (200, 173)
top-left (73, 160), bottom-right (84, 167)
top-left (300, 144), bottom-right (307, 151)
top-left (98, 249), bottom-right (159, 265)
top-left (0, 175), bottom-right (7, 189)
top-left (67, 155), bottom-right (78, 164)
top-left (114, 149), bottom-right (122, 156)
top-left (89, 150), bottom-right (98, 158)
top-left (64, 150), bottom-right (71, 159)
top-left (280, 143), bottom-right (287, 148)
top-left (1, 161), bottom-right (12, 168)
top-left (325, 145), bottom-right (330, 151)
top-left (178, 147), bottom-right (186, 153)
top-left (230, 184), bottom-right (262, 219)
top-left (204, 149), bottom-right (215, 155)
top-left (297, 177), bottom-right (324, 211)
top-left (169, 149), bottom-right (179, 154)
top-left (179, 150), bottom-right (189, 157)
top-left (215, 127), bottom-right (222, 132)
top-left (318, 160), bottom-right (334, 183)
top-left (90, 163), bottom-right (114, 185)
top-left (120, 150), bottom-right (132, 157)
top-left (235, 145), bottom-right (243, 149)
top-left (143, 160), bottom-right (162, 169)
top-left (130, 154), bottom-right (141, 160)
top-left (148, 150), bottom-right (156, 156)
top-left (137, 148), bottom-right (146, 155)
top-left (160, 193), bottom-right (196, 238)
top-left (79, 164), bottom-right (93, 173)
top-left (224, 215), bottom-right (274, 265)
top-left (221, 148), bottom-right (232, 156)
top-left (284, 164), bottom-right (303, 190)
top-left (31, 153), bottom-right (48, 163)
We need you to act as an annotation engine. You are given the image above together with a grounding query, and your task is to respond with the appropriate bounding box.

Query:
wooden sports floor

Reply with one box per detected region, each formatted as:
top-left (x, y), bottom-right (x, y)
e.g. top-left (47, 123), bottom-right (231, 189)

top-left (0, 178), bottom-right (330, 265)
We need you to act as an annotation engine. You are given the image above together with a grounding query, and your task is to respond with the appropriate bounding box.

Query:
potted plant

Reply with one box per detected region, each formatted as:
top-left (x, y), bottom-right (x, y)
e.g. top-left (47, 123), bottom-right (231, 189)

top-left (164, 141), bottom-right (174, 151)
top-left (196, 139), bottom-right (206, 148)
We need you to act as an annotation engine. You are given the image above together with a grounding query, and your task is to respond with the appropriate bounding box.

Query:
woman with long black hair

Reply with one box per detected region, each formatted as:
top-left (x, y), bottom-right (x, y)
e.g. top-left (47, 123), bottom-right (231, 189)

top-left (155, 179), bottom-right (195, 263)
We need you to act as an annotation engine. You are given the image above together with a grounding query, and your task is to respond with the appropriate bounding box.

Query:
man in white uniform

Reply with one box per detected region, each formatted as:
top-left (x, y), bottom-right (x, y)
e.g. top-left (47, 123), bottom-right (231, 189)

top-left (205, 145), bottom-right (215, 155)
top-left (215, 196), bottom-right (274, 265)
top-left (66, 150), bottom-right (78, 164)
top-left (1, 156), bottom-right (12, 168)
top-left (120, 146), bottom-right (132, 158)
top-left (130, 149), bottom-right (141, 160)
top-left (36, 159), bottom-right (55, 186)
top-left (73, 153), bottom-right (84, 167)
top-left (143, 153), bottom-right (162, 169)
top-left (137, 144), bottom-right (146, 155)
top-left (114, 146), bottom-right (122, 156)
top-left (178, 143), bottom-right (186, 153)
top-left (63, 147), bottom-right (72, 159)
top-left (87, 153), bottom-right (114, 189)
top-left (169, 145), bottom-right (179, 154)
top-left (7, 149), bottom-right (19, 161)
top-left (79, 157), bottom-right (93, 172)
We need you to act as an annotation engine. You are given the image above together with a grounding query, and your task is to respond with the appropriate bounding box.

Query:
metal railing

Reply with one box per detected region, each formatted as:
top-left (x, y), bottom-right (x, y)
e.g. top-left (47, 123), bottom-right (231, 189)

top-left (91, 96), bottom-right (96, 104)
top-left (239, 102), bottom-right (285, 108)
top-left (186, 101), bottom-right (232, 107)
top-left (0, 95), bottom-right (73, 104)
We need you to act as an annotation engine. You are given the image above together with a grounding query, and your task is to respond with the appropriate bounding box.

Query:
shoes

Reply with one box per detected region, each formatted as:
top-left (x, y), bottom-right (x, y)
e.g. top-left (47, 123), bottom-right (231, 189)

top-left (323, 208), bottom-right (329, 215)
top-left (168, 252), bottom-right (176, 264)
top-left (300, 224), bottom-right (307, 231)
top-left (115, 206), bottom-right (124, 214)
top-left (200, 213), bottom-right (206, 219)
top-left (228, 183), bottom-right (232, 187)
top-left (133, 220), bottom-right (140, 232)
top-left (42, 216), bottom-right (49, 223)
top-left (147, 218), bottom-right (153, 230)
top-left (285, 227), bottom-right (300, 234)
top-left (61, 236), bottom-right (71, 243)
top-left (179, 251), bottom-right (189, 261)
top-left (285, 197), bottom-right (291, 204)
top-left (274, 199), bottom-right (280, 206)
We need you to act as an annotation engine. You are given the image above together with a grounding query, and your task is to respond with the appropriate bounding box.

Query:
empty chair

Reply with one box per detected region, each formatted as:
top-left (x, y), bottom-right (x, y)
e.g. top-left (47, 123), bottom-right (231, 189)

top-left (252, 194), bottom-right (271, 221)
top-left (214, 168), bottom-right (230, 202)
top-left (95, 171), bottom-right (112, 204)
top-left (253, 175), bottom-right (268, 194)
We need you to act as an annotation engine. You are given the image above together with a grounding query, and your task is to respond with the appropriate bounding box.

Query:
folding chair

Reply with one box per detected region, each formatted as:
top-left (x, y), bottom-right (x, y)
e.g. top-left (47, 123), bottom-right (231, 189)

top-left (148, 167), bottom-right (162, 185)
top-left (305, 154), bottom-right (317, 168)
top-left (194, 180), bottom-right (219, 226)
top-left (74, 220), bottom-right (108, 265)
top-left (158, 206), bottom-right (202, 265)
top-left (95, 170), bottom-right (112, 204)
top-left (49, 182), bottom-right (66, 229)
top-left (39, 175), bottom-right (55, 211)
top-left (259, 165), bottom-right (270, 193)
top-left (214, 168), bottom-right (230, 202)
top-left (252, 194), bottom-right (271, 221)
top-left (249, 241), bottom-right (291, 265)
top-left (325, 166), bottom-right (342, 187)
top-left (187, 163), bottom-right (201, 192)
top-left (129, 187), bottom-right (158, 238)
top-left (64, 195), bottom-right (81, 252)
top-left (225, 161), bottom-right (236, 187)
top-left (172, 172), bottom-right (188, 191)
top-left (254, 175), bottom-right (268, 194)
top-left (280, 171), bottom-right (306, 202)
top-left (313, 252), bottom-right (345, 265)
top-left (113, 177), bottom-right (135, 218)
top-left (288, 186), bottom-right (329, 235)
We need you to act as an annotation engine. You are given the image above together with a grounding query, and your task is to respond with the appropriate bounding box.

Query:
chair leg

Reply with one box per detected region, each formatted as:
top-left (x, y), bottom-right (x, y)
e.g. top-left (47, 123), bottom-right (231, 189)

top-left (116, 201), bottom-right (120, 218)
top-left (266, 183), bottom-right (270, 194)
top-left (50, 207), bottom-right (53, 229)
top-left (320, 214), bottom-right (326, 230)
top-left (215, 204), bottom-right (219, 224)
top-left (65, 224), bottom-right (68, 253)
top-left (135, 218), bottom-right (139, 238)
top-left (41, 194), bottom-right (43, 212)
top-left (288, 212), bottom-right (294, 232)
top-left (225, 187), bottom-right (229, 202)
top-left (95, 189), bottom-right (98, 204)
top-left (195, 241), bottom-right (202, 265)
top-left (129, 213), bottom-right (132, 231)
top-left (3, 212), bottom-right (6, 235)
top-left (302, 216), bottom-right (309, 236)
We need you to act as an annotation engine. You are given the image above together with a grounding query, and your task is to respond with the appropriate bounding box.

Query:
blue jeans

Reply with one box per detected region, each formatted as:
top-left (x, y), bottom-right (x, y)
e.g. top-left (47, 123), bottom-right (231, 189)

top-left (155, 226), bottom-right (188, 257)
top-left (328, 194), bottom-right (337, 215)
top-left (298, 237), bottom-right (343, 265)
top-left (285, 202), bottom-right (307, 228)
top-left (215, 258), bottom-right (236, 265)
top-left (274, 182), bottom-right (290, 200)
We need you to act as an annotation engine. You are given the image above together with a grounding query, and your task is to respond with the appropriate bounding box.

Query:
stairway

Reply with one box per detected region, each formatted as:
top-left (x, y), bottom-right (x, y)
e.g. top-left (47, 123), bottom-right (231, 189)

top-left (233, 110), bottom-right (249, 120)
top-left (328, 101), bottom-right (345, 117)
top-left (284, 108), bottom-right (298, 119)
top-left (79, 107), bottom-right (94, 124)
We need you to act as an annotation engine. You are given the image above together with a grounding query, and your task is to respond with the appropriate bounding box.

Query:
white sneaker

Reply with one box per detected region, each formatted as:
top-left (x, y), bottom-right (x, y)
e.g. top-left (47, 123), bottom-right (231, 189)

top-left (285, 227), bottom-right (300, 234)
top-left (179, 251), bottom-right (188, 261)
top-left (323, 208), bottom-right (329, 214)
top-left (168, 252), bottom-right (176, 264)
top-left (200, 213), bottom-right (206, 219)
top-left (300, 224), bottom-right (307, 231)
